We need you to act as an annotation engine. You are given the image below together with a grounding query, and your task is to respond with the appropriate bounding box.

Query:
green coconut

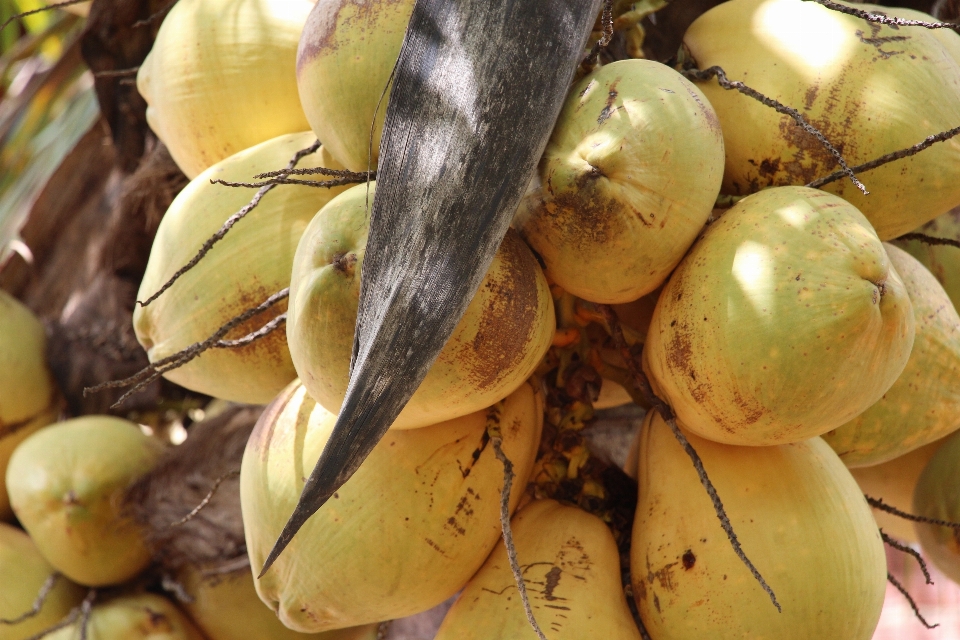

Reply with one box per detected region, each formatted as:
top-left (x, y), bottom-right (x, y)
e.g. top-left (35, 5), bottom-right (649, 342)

top-left (134, 132), bottom-right (351, 405)
top-left (287, 183), bottom-right (555, 429)
top-left (515, 59), bottom-right (725, 304)
top-left (240, 379), bottom-right (543, 632)
top-left (682, 0), bottom-right (960, 240)
top-left (913, 429), bottom-right (960, 585)
top-left (435, 499), bottom-right (640, 639)
top-left (0, 522), bottom-right (85, 640)
top-left (894, 207), bottom-right (960, 312)
top-left (850, 438), bottom-right (945, 543)
top-left (137, 0), bottom-right (314, 178)
top-left (632, 412), bottom-right (886, 639)
top-left (45, 594), bottom-right (205, 640)
top-left (644, 186), bottom-right (914, 446)
top-left (296, 0), bottom-right (415, 172)
top-left (6, 416), bottom-right (163, 586)
top-left (823, 244), bottom-right (960, 466)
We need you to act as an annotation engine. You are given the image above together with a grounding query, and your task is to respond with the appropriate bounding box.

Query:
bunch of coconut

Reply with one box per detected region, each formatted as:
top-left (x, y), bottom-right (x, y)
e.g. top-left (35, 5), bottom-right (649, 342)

top-left (113, 0), bottom-right (960, 637)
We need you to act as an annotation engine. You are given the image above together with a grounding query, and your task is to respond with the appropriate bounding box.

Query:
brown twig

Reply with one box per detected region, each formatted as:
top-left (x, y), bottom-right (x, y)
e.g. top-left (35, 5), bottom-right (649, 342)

top-left (866, 495), bottom-right (960, 529)
top-left (170, 469), bottom-right (241, 527)
top-left (161, 575), bottom-right (195, 604)
top-left (582, 0), bottom-right (615, 66)
top-left (684, 66), bottom-right (866, 195)
top-left (136, 141), bottom-right (320, 308)
top-left (23, 589), bottom-right (96, 640)
top-left (92, 67), bottom-right (140, 78)
top-left (807, 124), bottom-right (960, 188)
top-left (803, 0), bottom-right (960, 29)
top-left (0, 573), bottom-right (60, 625)
top-left (888, 573), bottom-right (939, 629)
top-left (253, 166), bottom-right (374, 180)
top-left (76, 591), bottom-right (95, 640)
top-left (598, 304), bottom-right (782, 613)
top-left (215, 313), bottom-right (285, 348)
top-left (23, 608), bottom-right (79, 640)
top-left (897, 232), bottom-right (960, 251)
top-left (210, 177), bottom-right (366, 190)
top-left (133, 1), bottom-right (176, 27)
top-left (0, 0), bottom-right (88, 32)
top-left (880, 530), bottom-right (933, 585)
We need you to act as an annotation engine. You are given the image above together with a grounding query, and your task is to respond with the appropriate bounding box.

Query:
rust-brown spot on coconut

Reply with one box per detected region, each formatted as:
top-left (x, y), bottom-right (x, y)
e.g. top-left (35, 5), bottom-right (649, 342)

top-left (219, 284), bottom-right (290, 371)
top-left (297, 0), bottom-right (408, 71)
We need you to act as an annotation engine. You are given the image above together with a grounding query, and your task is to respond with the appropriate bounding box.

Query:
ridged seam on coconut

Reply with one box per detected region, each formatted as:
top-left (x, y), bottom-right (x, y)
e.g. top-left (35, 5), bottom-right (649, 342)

top-left (0, 290), bottom-right (55, 430)
top-left (434, 499), bottom-right (641, 639)
top-left (823, 244), bottom-right (960, 467)
top-left (137, 0), bottom-right (314, 178)
top-left (296, 0), bottom-right (416, 172)
top-left (643, 186), bottom-right (915, 446)
top-left (44, 593), bottom-right (206, 640)
top-left (240, 379), bottom-right (543, 632)
top-left (895, 206), bottom-right (960, 312)
top-left (632, 412), bottom-right (886, 639)
top-left (682, 0), bottom-right (960, 240)
top-left (287, 182), bottom-right (555, 429)
top-left (6, 416), bottom-right (164, 587)
top-left (134, 132), bottom-right (351, 405)
top-left (913, 429), bottom-right (960, 585)
top-left (515, 59), bottom-right (725, 304)
top-left (0, 522), bottom-right (86, 640)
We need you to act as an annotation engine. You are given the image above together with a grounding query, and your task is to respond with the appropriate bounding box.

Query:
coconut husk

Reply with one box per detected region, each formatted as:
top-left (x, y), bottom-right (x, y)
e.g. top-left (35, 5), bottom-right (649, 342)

top-left (124, 405), bottom-right (262, 574)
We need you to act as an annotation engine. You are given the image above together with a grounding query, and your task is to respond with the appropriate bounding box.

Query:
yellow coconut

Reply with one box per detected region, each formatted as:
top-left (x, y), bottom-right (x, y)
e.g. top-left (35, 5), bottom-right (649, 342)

top-left (0, 522), bottom-right (85, 640)
top-left (0, 290), bottom-right (55, 430)
top-left (137, 0), bottom-right (313, 178)
top-left (515, 59), bottom-right (725, 304)
top-left (296, 0), bottom-right (415, 171)
top-left (632, 412), bottom-right (886, 639)
top-left (241, 379), bottom-right (543, 632)
top-left (850, 438), bottom-right (946, 543)
top-left (134, 132), bottom-right (351, 405)
top-left (45, 594), bottom-right (205, 640)
top-left (682, 0), bottom-right (960, 240)
top-left (823, 244), bottom-right (960, 466)
top-left (644, 186), bottom-right (914, 446)
top-left (895, 206), bottom-right (960, 312)
top-left (287, 183), bottom-right (555, 429)
top-left (913, 429), bottom-right (960, 585)
top-left (435, 499), bottom-right (640, 639)
top-left (177, 565), bottom-right (379, 640)
top-left (6, 416), bottom-right (163, 586)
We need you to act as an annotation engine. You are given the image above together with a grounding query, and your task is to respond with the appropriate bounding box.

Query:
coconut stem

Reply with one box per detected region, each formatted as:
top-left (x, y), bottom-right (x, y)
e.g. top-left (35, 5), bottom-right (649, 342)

top-left (84, 288), bottom-right (288, 407)
top-left (897, 232), bottom-right (960, 251)
top-left (808, 125), bottom-right (960, 189)
top-left (880, 530), bottom-right (933, 585)
top-left (169, 469), bottom-right (240, 527)
top-left (211, 176), bottom-right (368, 190)
top-left (802, 0), bottom-right (960, 29)
top-left (92, 67), bottom-right (141, 78)
top-left (22, 589), bottom-right (95, 640)
top-left (0, 573), bottom-right (60, 625)
top-left (682, 65), bottom-right (866, 195)
top-left (582, 0), bottom-right (615, 66)
top-left (136, 141), bottom-right (320, 309)
top-left (598, 304), bottom-right (782, 613)
top-left (0, 0), bottom-right (88, 33)
top-left (161, 575), bottom-right (195, 604)
top-left (887, 573), bottom-right (939, 629)
top-left (866, 495), bottom-right (960, 530)
top-left (133, 1), bottom-right (176, 28)
top-left (76, 591), bottom-right (96, 640)
top-left (254, 166), bottom-right (374, 180)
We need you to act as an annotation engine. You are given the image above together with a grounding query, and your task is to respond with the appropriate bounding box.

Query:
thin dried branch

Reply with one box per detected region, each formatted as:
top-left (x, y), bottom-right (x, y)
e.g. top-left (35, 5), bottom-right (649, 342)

top-left (598, 304), bottom-right (782, 613)
top-left (199, 556), bottom-right (250, 577)
top-left (23, 609), bottom-right (79, 640)
top-left (0, 0), bottom-right (88, 32)
top-left (866, 495), bottom-right (960, 529)
top-left (210, 177), bottom-right (366, 190)
top-left (684, 65), bottom-right (866, 195)
top-left (807, 124), bottom-right (960, 188)
top-left (133, 1), bottom-right (175, 27)
top-left (23, 589), bottom-right (95, 640)
top-left (0, 573), bottom-right (60, 625)
top-left (92, 67), bottom-right (140, 78)
top-left (582, 0), bottom-right (615, 66)
top-left (215, 313), bottom-right (285, 348)
top-left (136, 141), bottom-right (319, 308)
top-left (161, 575), bottom-right (195, 604)
top-left (803, 0), bottom-right (960, 29)
top-left (76, 591), bottom-right (95, 640)
top-left (254, 166), bottom-right (374, 180)
top-left (169, 469), bottom-right (241, 527)
top-left (880, 530), bottom-right (933, 585)
top-left (897, 232), bottom-right (960, 251)
top-left (888, 573), bottom-right (939, 629)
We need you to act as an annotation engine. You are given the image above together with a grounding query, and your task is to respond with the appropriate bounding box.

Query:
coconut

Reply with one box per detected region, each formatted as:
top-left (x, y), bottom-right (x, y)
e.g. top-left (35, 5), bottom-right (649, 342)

top-left (682, 0), bottom-right (960, 240)
top-left (6, 416), bottom-right (163, 586)
top-left (44, 594), bottom-right (205, 640)
top-left (515, 59), bottom-right (724, 304)
top-left (296, 0), bottom-right (416, 172)
top-left (643, 186), bottom-right (915, 446)
top-left (0, 522), bottom-right (85, 640)
top-left (822, 244), bottom-right (960, 466)
top-left (895, 206), bottom-right (960, 312)
top-left (850, 438), bottom-right (945, 543)
top-left (913, 429), bottom-right (960, 585)
top-left (241, 379), bottom-right (543, 632)
top-left (287, 183), bottom-right (555, 429)
top-left (0, 290), bottom-right (55, 431)
top-left (0, 403), bottom-right (59, 522)
top-left (434, 499), bottom-right (640, 639)
top-left (137, 0), bottom-right (314, 178)
top-left (134, 132), bottom-right (351, 405)
top-left (632, 412), bottom-right (886, 639)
